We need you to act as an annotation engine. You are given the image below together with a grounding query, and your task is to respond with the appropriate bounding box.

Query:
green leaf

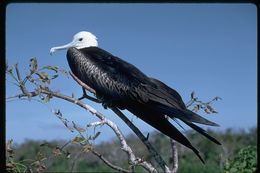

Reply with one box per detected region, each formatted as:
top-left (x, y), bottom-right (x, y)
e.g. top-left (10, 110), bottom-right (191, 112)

top-left (40, 142), bottom-right (49, 147)
top-left (241, 161), bottom-right (247, 168)
top-left (230, 168), bottom-right (237, 173)
top-left (30, 57), bottom-right (38, 73)
top-left (72, 121), bottom-right (86, 132)
top-left (52, 147), bottom-right (62, 156)
top-left (43, 93), bottom-right (52, 103)
top-left (77, 127), bottom-right (86, 133)
top-left (42, 65), bottom-right (58, 73)
top-left (51, 74), bottom-right (59, 80)
top-left (72, 136), bottom-right (85, 144)
top-left (192, 104), bottom-right (200, 112)
top-left (83, 144), bottom-right (93, 153)
top-left (36, 72), bottom-right (49, 82)
top-left (204, 107), bottom-right (211, 114)
top-left (58, 68), bottom-right (69, 78)
top-left (206, 105), bottom-right (218, 113)
top-left (36, 151), bottom-right (45, 161)
top-left (91, 131), bottom-right (101, 140)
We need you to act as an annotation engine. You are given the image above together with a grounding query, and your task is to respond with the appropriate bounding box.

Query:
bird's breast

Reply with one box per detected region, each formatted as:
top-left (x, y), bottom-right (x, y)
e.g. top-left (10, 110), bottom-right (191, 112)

top-left (66, 48), bottom-right (128, 100)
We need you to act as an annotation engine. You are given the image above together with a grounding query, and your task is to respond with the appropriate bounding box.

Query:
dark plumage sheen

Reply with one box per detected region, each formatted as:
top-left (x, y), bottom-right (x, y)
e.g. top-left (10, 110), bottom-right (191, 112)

top-left (67, 46), bottom-right (221, 163)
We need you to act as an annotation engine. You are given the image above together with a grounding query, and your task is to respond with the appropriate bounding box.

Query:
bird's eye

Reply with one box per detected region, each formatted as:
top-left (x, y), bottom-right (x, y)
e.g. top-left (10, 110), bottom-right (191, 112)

top-left (79, 38), bottom-right (83, 41)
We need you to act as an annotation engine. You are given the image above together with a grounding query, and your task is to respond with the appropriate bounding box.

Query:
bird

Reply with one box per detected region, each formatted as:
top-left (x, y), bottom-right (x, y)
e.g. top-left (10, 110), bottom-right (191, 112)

top-left (50, 31), bottom-right (221, 163)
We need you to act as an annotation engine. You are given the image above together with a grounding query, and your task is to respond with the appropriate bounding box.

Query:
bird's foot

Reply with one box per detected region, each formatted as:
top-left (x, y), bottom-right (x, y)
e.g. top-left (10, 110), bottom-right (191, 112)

top-left (78, 87), bottom-right (88, 100)
top-left (102, 100), bottom-right (114, 109)
top-left (78, 87), bottom-right (101, 103)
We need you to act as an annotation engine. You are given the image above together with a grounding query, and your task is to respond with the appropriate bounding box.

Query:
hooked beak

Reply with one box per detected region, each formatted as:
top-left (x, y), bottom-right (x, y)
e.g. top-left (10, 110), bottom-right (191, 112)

top-left (50, 41), bottom-right (76, 55)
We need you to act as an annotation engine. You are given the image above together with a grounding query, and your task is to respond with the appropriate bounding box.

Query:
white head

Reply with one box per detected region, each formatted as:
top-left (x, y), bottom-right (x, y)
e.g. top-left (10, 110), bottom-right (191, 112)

top-left (50, 31), bottom-right (98, 54)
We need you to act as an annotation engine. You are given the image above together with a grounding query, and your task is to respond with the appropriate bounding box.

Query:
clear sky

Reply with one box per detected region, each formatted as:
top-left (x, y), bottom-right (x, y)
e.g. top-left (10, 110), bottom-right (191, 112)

top-left (6, 3), bottom-right (257, 144)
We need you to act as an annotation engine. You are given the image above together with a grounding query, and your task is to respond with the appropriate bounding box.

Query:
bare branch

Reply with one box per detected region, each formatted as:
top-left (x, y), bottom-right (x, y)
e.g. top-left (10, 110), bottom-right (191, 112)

top-left (87, 120), bottom-right (106, 127)
top-left (6, 91), bottom-right (39, 101)
top-left (15, 64), bottom-right (33, 98)
top-left (170, 139), bottom-right (178, 173)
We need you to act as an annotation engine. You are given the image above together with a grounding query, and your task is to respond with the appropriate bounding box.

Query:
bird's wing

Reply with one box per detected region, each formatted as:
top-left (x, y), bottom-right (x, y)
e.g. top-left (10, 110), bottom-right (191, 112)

top-left (140, 78), bottom-right (221, 145)
top-left (140, 79), bottom-right (219, 126)
top-left (78, 47), bottom-right (152, 100)
top-left (127, 104), bottom-right (205, 164)
top-left (77, 47), bottom-right (219, 126)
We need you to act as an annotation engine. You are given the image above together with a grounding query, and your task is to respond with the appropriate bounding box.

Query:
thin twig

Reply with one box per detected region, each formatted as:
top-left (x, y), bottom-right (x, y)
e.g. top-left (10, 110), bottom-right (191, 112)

top-left (15, 64), bottom-right (33, 98)
top-left (91, 149), bottom-right (132, 173)
top-left (185, 100), bottom-right (195, 108)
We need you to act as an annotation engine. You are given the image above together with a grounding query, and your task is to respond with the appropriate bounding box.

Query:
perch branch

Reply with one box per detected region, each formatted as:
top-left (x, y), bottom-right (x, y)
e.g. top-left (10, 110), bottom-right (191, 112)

top-left (70, 71), bottom-right (170, 173)
top-left (7, 90), bottom-right (157, 172)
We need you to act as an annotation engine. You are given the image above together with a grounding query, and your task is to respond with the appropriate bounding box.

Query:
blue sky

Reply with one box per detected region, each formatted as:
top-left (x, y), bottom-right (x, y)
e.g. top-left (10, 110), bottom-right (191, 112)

top-left (6, 3), bottom-right (257, 144)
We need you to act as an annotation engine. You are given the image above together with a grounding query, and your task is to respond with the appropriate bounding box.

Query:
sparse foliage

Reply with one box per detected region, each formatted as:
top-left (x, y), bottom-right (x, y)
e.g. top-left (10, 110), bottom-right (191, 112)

top-left (6, 128), bottom-right (257, 173)
top-left (187, 91), bottom-right (221, 114)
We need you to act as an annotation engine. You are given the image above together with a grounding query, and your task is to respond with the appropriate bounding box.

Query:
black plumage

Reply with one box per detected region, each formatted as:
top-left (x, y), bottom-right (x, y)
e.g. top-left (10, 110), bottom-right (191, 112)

top-left (67, 46), bottom-right (221, 163)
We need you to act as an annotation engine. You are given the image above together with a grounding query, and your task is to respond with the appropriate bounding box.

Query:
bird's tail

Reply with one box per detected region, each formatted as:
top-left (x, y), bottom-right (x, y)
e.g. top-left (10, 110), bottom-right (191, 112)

top-left (182, 109), bottom-right (219, 126)
top-left (153, 117), bottom-right (205, 163)
top-left (128, 106), bottom-right (205, 163)
top-left (181, 119), bottom-right (221, 145)
top-left (156, 104), bottom-right (219, 126)
top-left (154, 104), bottom-right (221, 145)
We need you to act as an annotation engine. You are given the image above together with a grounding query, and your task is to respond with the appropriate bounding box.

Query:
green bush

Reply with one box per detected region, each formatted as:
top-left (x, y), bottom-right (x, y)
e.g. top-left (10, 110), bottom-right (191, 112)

top-left (224, 145), bottom-right (257, 173)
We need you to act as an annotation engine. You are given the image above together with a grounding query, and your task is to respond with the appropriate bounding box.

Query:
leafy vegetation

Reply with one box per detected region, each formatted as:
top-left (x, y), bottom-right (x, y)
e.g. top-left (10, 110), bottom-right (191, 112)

top-left (6, 127), bottom-right (257, 172)
top-left (224, 145), bottom-right (257, 173)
